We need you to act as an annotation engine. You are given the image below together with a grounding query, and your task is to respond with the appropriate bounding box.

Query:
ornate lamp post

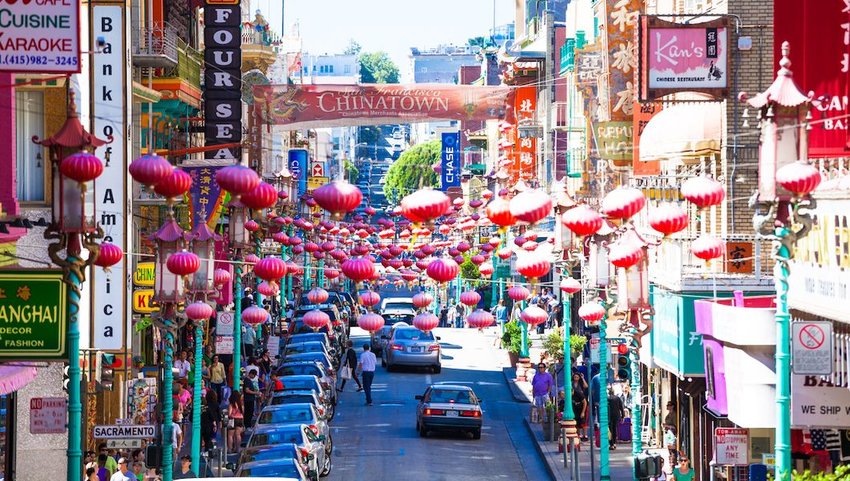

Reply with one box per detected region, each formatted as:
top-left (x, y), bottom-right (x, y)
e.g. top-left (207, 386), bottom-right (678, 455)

top-left (228, 200), bottom-right (249, 391)
top-left (33, 91), bottom-right (110, 481)
top-left (741, 42), bottom-right (819, 481)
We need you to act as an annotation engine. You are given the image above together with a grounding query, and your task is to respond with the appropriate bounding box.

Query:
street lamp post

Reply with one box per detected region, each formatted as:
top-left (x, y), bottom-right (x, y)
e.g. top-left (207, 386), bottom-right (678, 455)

top-left (228, 200), bottom-right (249, 391)
top-left (34, 91), bottom-right (110, 481)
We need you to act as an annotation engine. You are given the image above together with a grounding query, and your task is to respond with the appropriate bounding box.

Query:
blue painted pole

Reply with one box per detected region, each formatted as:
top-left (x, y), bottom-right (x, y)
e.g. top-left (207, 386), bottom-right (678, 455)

top-left (599, 305), bottom-right (611, 481)
top-left (774, 228), bottom-right (792, 481)
top-left (233, 265), bottom-right (242, 391)
top-left (191, 320), bottom-right (203, 473)
top-left (65, 235), bottom-right (83, 481)
top-left (161, 313), bottom-right (175, 481)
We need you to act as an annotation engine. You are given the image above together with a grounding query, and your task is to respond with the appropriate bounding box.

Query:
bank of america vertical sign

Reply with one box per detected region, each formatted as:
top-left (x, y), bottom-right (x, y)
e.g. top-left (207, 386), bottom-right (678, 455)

top-left (204, 0), bottom-right (242, 160)
top-left (91, 5), bottom-right (129, 351)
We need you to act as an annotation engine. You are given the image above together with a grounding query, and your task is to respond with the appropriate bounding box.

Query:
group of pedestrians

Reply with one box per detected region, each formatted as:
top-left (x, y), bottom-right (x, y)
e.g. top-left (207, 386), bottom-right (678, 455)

top-left (337, 340), bottom-right (377, 406)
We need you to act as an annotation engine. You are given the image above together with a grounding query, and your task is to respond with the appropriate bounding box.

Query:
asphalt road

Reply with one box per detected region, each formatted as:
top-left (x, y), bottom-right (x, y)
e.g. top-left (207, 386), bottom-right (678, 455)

top-left (325, 326), bottom-right (552, 481)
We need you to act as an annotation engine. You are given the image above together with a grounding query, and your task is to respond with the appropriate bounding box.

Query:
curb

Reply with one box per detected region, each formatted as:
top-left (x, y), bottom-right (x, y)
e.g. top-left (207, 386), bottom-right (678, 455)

top-left (502, 366), bottom-right (532, 403)
top-left (523, 417), bottom-right (565, 481)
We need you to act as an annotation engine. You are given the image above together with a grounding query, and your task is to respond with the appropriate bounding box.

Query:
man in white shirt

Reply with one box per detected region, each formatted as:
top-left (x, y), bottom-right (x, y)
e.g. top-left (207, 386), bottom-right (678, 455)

top-left (357, 344), bottom-right (377, 406)
top-left (174, 351), bottom-right (190, 380)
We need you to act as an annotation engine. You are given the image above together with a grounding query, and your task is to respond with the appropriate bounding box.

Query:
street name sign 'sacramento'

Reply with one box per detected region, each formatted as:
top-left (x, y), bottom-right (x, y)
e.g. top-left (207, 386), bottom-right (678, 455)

top-left (93, 424), bottom-right (156, 439)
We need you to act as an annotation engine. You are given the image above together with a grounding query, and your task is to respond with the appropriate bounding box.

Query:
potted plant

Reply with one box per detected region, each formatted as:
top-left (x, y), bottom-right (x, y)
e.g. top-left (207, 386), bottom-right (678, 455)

top-left (543, 400), bottom-right (558, 441)
top-left (569, 335), bottom-right (587, 361)
top-left (501, 321), bottom-right (522, 366)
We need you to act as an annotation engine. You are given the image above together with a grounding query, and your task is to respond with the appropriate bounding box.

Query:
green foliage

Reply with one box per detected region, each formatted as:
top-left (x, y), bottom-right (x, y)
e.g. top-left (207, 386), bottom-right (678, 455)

top-left (570, 335), bottom-right (587, 358)
top-left (502, 321), bottom-right (523, 354)
top-left (344, 39), bottom-right (362, 56)
top-left (343, 158), bottom-right (359, 183)
top-left (460, 254), bottom-right (481, 285)
top-left (383, 140), bottom-right (440, 204)
top-left (787, 465), bottom-right (850, 481)
top-left (467, 36), bottom-right (490, 49)
top-left (543, 332), bottom-right (564, 361)
top-left (359, 51), bottom-right (400, 84)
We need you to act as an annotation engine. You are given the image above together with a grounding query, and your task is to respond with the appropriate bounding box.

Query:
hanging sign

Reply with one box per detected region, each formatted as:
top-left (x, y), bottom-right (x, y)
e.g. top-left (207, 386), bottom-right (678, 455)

top-left (30, 397), bottom-right (67, 434)
top-left (0, 270), bottom-right (67, 360)
top-left (0, 0), bottom-right (81, 73)
top-left (792, 321), bottom-right (833, 375)
top-left (204, 0), bottom-right (242, 160)
top-left (714, 428), bottom-right (749, 466)
top-left (440, 131), bottom-right (460, 190)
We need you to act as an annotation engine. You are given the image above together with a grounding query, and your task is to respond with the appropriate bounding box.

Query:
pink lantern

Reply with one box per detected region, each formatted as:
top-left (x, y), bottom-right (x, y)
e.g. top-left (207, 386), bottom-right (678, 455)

top-left (608, 230), bottom-right (645, 269)
top-left (467, 309), bottom-right (495, 329)
top-left (560, 277), bottom-right (581, 294)
top-left (60, 151), bottom-right (104, 183)
top-left (244, 220), bottom-right (260, 232)
top-left (253, 256), bottom-right (287, 281)
top-left (185, 302), bottom-right (214, 321)
top-left (508, 285), bottom-right (531, 302)
top-left (307, 287), bottom-right (329, 304)
top-left (648, 203), bottom-right (689, 236)
top-left (242, 305), bottom-right (269, 326)
top-left (485, 197), bottom-right (517, 227)
top-left (153, 169), bottom-right (192, 200)
top-left (257, 281), bottom-right (279, 297)
top-left (776, 161), bottom-right (822, 196)
top-left (520, 305), bottom-right (548, 326)
top-left (681, 176), bottom-right (725, 209)
top-left (324, 268), bottom-right (340, 279)
top-left (509, 189), bottom-right (552, 224)
top-left (240, 182), bottom-right (279, 210)
top-left (426, 258), bottom-right (459, 283)
top-left (215, 165), bottom-right (260, 196)
top-left (459, 290), bottom-right (481, 307)
top-left (412, 292), bottom-right (434, 309)
top-left (413, 312), bottom-right (440, 332)
top-left (342, 257), bottom-right (376, 282)
top-left (166, 251), bottom-right (200, 276)
top-left (691, 235), bottom-right (725, 261)
top-left (94, 242), bottom-right (123, 270)
top-left (286, 261), bottom-right (302, 276)
top-left (357, 313), bottom-right (385, 333)
top-left (516, 254), bottom-right (551, 280)
top-left (312, 181), bottom-right (364, 219)
top-left (400, 189), bottom-right (451, 224)
top-left (601, 187), bottom-right (646, 220)
top-left (578, 302), bottom-right (605, 323)
top-left (561, 205), bottom-right (604, 237)
top-left (129, 153), bottom-right (172, 187)
top-left (478, 262), bottom-right (494, 277)
top-left (303, 309), bottom-right (330, 331)
top-left (214, 268), bottom-right (231, 287)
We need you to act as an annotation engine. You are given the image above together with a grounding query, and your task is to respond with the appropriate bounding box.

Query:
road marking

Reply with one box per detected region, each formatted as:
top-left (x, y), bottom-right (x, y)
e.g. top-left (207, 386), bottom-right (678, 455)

top-left (425, 374), bottom-right (432, 384)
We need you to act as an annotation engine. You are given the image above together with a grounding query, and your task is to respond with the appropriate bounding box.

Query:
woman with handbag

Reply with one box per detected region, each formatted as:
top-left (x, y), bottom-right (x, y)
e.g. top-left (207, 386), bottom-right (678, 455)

top-left (337, 340), bottom-right (362, 392)
top-left (227, 391), bottom-right (245, 453)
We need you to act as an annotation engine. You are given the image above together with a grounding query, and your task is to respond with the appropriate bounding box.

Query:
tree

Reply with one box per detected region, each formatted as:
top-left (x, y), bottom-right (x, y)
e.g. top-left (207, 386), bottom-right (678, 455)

top-left (359, 52), bottom-right (400, 84)
top-left (343, 158), bottom-right (359, 183)
top-left (383, 140), bottom-right (440, 204)
top-left (467, 36), bottom-right (489, 49)
top-left (344, 39), bottom-right (362, 56)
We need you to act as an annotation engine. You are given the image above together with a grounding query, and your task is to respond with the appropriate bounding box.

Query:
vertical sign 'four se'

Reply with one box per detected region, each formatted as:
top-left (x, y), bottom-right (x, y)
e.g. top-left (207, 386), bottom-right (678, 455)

top-left (204, 0), bottom-right (242, 160)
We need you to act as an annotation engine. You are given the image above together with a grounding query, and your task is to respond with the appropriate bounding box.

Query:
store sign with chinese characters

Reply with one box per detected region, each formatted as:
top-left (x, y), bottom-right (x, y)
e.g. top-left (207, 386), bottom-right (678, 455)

top-left (511, 85), bottom-right (537, 183)
top-left (0, 271), bottom-right (67, 360)
top-left (724, 242), bottom-right (753, 274)
top-left (601, 0), bottom-right (639, 170)
top-left (184, 166), bottom-right (227, 227)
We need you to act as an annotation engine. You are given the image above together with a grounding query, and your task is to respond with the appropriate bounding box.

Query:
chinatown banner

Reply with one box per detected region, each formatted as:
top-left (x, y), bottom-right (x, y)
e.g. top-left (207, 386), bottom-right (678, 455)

top-left (184, 166), bottom-right (227, 228)
top-left (254, 84), bottom-right (512, 129)
top-left (774, 0), bottom-right (850, 157)
top-left (511, 85), bottom-right (537, 183)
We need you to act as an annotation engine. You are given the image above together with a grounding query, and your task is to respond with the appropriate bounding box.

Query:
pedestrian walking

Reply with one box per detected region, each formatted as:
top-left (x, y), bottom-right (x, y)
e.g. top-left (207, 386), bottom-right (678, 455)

top-left (531, 362), bottom-right (554, 423)
top-left (209, 355), bottom-right (226, 401)
top-left (108, 458), bottom-right (136, 481)
top-left (493, 299), bottom-right (507, 334)
top-left (173, 455), bottom-right (196, 479)
top-left (670, 456), bottom-right (695, 481)
top-left (242, 369), bottom-right (262, 427)
top-left (200, 389), bottom-right (220, 451)
top-left (571, 387), bottom-right (588, 440)
top-left (607, 387), bottom-right (625, 449)
top-left (338, 340), bottom-right (362, 392)
top-left (357, 343), bottom-right (377, 406)
top-left (227, 391), bottom-right (245, 452)
top-left (174, 351), bottom-right (191, 381)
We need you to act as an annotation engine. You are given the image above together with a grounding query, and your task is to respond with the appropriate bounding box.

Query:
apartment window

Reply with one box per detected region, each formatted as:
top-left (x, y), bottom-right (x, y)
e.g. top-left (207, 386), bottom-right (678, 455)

top-left (15, 91), bottom-right (46, 202)
top-left (344, 64), bottom-right (351, 74)
top-left (329, 65), bottom-right (334, 73)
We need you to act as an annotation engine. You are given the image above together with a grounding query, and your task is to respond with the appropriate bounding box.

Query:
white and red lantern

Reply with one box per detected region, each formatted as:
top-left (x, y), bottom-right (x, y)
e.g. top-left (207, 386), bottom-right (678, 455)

top-left (520, 305), bottom-right (548, 326)
top-left (303, 309), bottom-right (330, 331)
top-left (413, 312), bottom-right (440, 332)
top-left (466, 309), bottom-right (495, 330)
top-left (359, 290), bottom-right (381, 308)
top-left (400, 189), bottom-right (451, 224)
top-left (561, 205), bottom-right (604, 237)
top-left (578, 302), bottom-right (605, 324)
top-left (460, 290), bottom-right (481, 307)
top-left (242, 305), bottom-right (269, 326)
top-left (560, 277), bottom-right (581, 294)
top-left (307, 287), bottom-right (329, 304)
top-left (357, 313), bottom-right (385, 332)
top-left (776, 161), bottom-right (822, 196)
top-left (509, 189), bottom-right (552, 224)
top-left (412, 292), bottom-right (434, 309)
top-left (485, 197), bottom-right (517, 227)
top-left (608, 230), bottom-right (645, 269)
top-left (648, 203), bottom-right (689, 236)
top-left (601, 186), bottom-right (646, 220)
top-left (681, 176), bottom-right (725, 209)
top-left (691, 235), bottom-right (725, 262)
top-left (508, 285), bottom-right (531, 302)
top-left (426, 258), bottom-right (459, 283)
top-left (516, 253), bottom-right (551, 280)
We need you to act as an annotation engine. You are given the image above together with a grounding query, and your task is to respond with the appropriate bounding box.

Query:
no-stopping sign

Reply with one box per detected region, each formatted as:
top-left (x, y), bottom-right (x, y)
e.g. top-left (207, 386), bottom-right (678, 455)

top-left (792, 321), bottom-right (833, 375)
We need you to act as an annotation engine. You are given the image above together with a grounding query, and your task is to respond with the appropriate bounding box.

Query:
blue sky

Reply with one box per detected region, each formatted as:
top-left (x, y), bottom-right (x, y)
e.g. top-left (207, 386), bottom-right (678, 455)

top-left (255, 0), bottom-right (515, 74)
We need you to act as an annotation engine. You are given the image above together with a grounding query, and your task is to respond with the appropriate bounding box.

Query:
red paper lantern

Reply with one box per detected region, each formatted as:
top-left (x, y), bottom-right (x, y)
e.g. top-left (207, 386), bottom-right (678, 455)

top-left (516, 254), bottom-right (551, 280)
top-left (508, 285), bottom-right (531, 302)
top-left (609, 231), bottom-right (645, 269)
top-left (60, 151), bottom-right (104, 183)
top-left (359, 290), bottom-right (381, 307)
top-left (303, 309), bottom-right (330, 331)
top-left (400, 189), bottom-right (451, 223)
top-left (426, 258), bottom-right (459, 283)
top-left (691, 235), bottom-right (725, 261)
top-left (478, 262), bottom-right (494, 277)
top-left (166, 251), bottom-right (200, 276)
top-left (520, 305), bottom-right (548, 326)
top-left (324, 268), bottom-right (340, 279)
top-left (245, 220), bottom-right (260, 232)
top-left (413, 312), bottom-right (440, 332)
top-left (560, 277), bottom-right (581, 294)
top-left (257, 281), bottom-right (279, 296)
top-left (509, 189), bottom-right (552, 224)
top-left (94, 242), bottom-right (123, 269)
top-left (242, 306), bottom-right (269, 326)
top-left (578, 302), bottom-right (605, 323)
top-left (244, 254), bottom-right (260, 265)
top-left (460, 290), bottom-right (481, 307)
top-left (129, 153), bottom-right (172, 187)
top-left (253, 256), bottom-right (287, 281)
top-left (185, 302), bottom-right (214, 321)
top-left (307, 287), bottom-right (329, 304)
top-left (601, 187), bottom-right (646, 220)
top-left (341, 257), bottom-right (376, 282)
top-left (467, 309), bottom-right (495, 329)
top-left (313, 181), bottom-right (364, 218)
top-left (412, 292), bottom-right (433, 309)
top-left (154, 169), bottom-right (192, 200)
top-left (561, 205), bottom-right (604, 237)
top-left (497, 247), bottom-right (513, 260)
top-left (214, 268), bottom-right (231, 286)
top-left (240, 182), bottom-right (279, 210)
top-left (776, 161), bottom-right (822, 196)
top-left (357, 313), bottom-right (385, 333)
top-left (681, 176), bottom-right (725, 209)
top-left (215, 165), bottom-right (260, 196)
top-left (286, 261), bottom-right (302, 276)
top-left (485, 197), bottom-right (517, 227)
top-left (648, 203), bottom-right (689, 236)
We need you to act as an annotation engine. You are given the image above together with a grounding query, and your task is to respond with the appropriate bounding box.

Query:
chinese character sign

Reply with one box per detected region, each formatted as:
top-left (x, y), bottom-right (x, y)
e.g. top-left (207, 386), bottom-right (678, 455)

top-left (440, 132), bottom-right (460, 190)
top-left (184, 166), bottom-right (226, 228)
top-left (605, 0), bottom-right (640, 121)
top-left (511, 86), bottom-right (537, 182)
top-left (774, 0), bottom-right (850, 157)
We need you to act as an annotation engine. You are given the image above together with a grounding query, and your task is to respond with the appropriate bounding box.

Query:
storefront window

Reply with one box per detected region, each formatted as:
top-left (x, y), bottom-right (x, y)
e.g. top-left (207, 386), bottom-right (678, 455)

top-left (0, 394), bottom-right (11, 479)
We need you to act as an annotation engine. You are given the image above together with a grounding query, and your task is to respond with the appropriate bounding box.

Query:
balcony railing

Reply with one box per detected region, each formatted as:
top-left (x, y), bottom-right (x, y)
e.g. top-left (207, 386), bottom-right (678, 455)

top-left (176, 40), bottom-right (202, 92)
top-left (241, 27), bottom-right (280, 48)
top-left (132, 22), bottom-right (179, 68)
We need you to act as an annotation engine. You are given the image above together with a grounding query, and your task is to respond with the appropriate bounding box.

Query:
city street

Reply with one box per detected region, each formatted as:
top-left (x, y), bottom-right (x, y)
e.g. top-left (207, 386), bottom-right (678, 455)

top-left (326, 327), bottom-right (551, 481)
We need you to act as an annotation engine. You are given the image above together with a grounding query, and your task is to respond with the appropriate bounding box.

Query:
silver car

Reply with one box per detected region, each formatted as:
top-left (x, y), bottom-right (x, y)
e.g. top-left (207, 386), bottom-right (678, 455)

top-left (415, 384), bottom-right (483, 439)
top-left (381, 326), bottom-right (441, 373)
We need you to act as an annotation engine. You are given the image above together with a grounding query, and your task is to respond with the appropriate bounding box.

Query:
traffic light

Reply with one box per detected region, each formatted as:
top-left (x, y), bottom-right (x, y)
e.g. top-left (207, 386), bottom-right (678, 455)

top-left (616, 343), bottom-right (630, 381)
top-left (96, 352), bottom-right (116, 391)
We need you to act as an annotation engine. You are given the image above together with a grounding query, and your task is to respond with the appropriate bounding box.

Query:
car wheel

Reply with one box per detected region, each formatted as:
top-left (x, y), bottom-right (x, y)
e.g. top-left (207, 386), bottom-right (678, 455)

top-left (319, 453), bottom-right (332, 477)
top-left (433, 365), bottom-right (441, 374)
top-left (419, 424), bottom-right (428, 437)
top-left (472, 428), bottom-right (481, 440)
top-left (326, 404), bottom-right (335, 421)
top-left (326, 434), bottom-right (333, 454)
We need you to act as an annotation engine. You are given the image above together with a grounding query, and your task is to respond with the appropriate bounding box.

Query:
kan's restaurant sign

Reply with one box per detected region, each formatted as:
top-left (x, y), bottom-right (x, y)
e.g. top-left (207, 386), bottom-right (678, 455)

top-left (774, 0), bottom-right (850, 157)
top-left (0, 0), bottom-right (81, 73)
top-left (0, 271), bottom-right (67, 360)
top-left (254, 84), bottom-right (511, 130)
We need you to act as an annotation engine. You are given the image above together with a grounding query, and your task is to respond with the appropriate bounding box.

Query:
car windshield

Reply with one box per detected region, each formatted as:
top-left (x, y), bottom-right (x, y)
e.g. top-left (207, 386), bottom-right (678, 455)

top-left (285, 344), bottom-right (323, 354)
top-left (278, 365), bottom-right (321, 377)
top-left (282, 379), bottom-right (318, 390)
top-left (291, 321), bottom-right (330, 335)
top-left (384, 303), bottom-right (413, 311)
top-left (241, 463), bottom-right (299, 478)
top-left (271, 394), bottom-right (315, 405)
top-left (258, 407), bottom-right (314, 424)
top-left (243, 447), bottom-right (296, 463)
top-left (250, 429), bottom-right (301, 446)
top-left (429, 389), bottom-right (473, 404)
top-left (394, 329), bottom-right (434, 341)
top-left (384, 313), bottom-right (414, 322)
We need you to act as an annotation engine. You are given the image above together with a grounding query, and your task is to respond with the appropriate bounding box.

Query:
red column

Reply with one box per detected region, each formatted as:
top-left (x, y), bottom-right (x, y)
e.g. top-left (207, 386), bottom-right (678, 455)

top-left (0, 73), bottom-right (18, 217)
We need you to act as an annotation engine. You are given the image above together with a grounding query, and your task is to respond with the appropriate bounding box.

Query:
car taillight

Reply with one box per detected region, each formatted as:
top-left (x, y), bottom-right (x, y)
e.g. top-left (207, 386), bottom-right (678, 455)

top-left (299, 447), bottom-right (310, 461)
top-left (428, 344), bottom-right (440, 351)
top-left (317, 406), bottom-right (325, 417)
top-left (390, 344), bottom-right (404, 351)
top-left (424, 408), bottom-right (446, 415)
top-left (460, 410), bottom-right (481, 417)
top-left (308, 424), bottom-right (320, 436)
